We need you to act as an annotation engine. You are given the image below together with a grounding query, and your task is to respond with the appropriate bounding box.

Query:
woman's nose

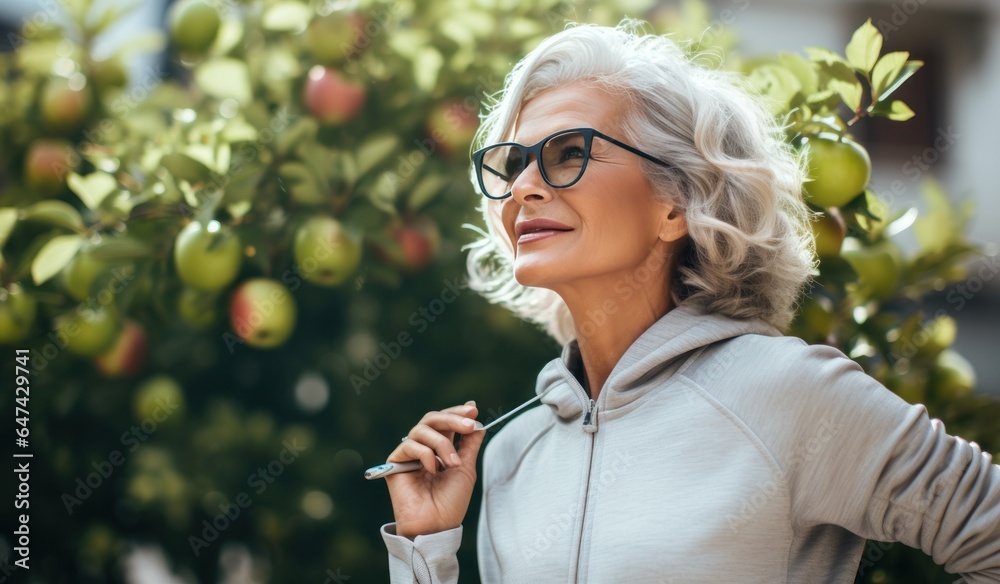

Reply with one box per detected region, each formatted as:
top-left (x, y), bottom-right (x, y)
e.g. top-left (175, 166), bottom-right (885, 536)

top-left (510, 156), bottom-right (552, 204)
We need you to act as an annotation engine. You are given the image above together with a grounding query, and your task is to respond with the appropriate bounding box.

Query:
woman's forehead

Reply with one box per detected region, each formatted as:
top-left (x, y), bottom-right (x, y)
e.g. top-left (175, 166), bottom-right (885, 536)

top-left (510, 83), bottom-right (623, 144)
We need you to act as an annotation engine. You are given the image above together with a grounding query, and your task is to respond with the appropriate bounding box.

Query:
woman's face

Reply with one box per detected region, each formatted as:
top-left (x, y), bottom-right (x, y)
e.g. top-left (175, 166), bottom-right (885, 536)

top-left (498, 82), bottom-right (686, 295)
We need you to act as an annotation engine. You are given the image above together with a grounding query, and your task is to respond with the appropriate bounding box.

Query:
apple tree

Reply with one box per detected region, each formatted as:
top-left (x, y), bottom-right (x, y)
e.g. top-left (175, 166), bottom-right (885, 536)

top-left (0, 0), bottom-right (994, 582)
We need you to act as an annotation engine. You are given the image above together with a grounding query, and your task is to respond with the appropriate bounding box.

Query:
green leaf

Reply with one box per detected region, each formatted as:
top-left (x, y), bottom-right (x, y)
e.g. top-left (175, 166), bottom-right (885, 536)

top-left (779, 52), bottom-right (819, 97)
top-left (295, 143), bottom-right (333, 193)
top-left (195, 59), bottom-right (253, 105)
top-left (877, 60), bottom-right (924, 103)
top-left (261, 2), bottom-right (312, 31)
top-left (20, 201), bottom-right (86, 231)
top-left (803, 47), bottom-right (851, 69)
top-left (88, 237), bottom-right (153, 261)
top-left (279, 162), bottom-right (325, 205)
top-left (914, 179), bottom-right (965, 253)
top-left (829, 78), bottom-right (863, 112)
top-left (83, 0), bottom-right (141, 36)
top-left (845, 18), bottom-right (882, 74)
top-left (870, 99), bottom-right (915, 121)
top-left (112, 29), bottom-right (166, 57)
top-left (413, 47), bottom-right (444, 93)
top-left (871, 51), bottom-right (908, 101)
top-left (31, 234), bottom-right (86, 285)
top-left (408, 174), bottom-right (450, 211)
top-left (67, 171), bottom-right (118, 210)
top-left (356, 134), bottom-right (401, 177)
top-left (0, 208), bottom-right (20, 248)
top-left (221, 118), bottom-right (259, 143)
top-left (368, 172), bottom-right (399, 214)
top-left (160, 152), bottom-right (213, 183)
top-left (748, 64), bottom-right (801, 114)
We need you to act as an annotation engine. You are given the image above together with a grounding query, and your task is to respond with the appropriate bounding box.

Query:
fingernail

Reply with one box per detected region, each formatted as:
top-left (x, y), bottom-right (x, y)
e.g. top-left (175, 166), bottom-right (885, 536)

top-left (473, 421), bottom-right (485, 430)
top-left (462, 418), bottom-right (475, 427)
top-left (450, 453), bottom-right (461, 465)
top-left (468, 400), bottom-right (476, 407)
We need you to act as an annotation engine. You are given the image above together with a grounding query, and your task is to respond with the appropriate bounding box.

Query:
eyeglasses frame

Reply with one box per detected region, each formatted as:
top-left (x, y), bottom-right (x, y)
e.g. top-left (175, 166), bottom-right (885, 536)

top-left (472, 127), bottom-right (672, 200)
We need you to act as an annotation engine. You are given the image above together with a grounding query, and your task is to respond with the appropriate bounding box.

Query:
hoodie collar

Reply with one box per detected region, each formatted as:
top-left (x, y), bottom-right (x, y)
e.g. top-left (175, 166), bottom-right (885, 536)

top-left (536, 301), bottom-right (783, 421)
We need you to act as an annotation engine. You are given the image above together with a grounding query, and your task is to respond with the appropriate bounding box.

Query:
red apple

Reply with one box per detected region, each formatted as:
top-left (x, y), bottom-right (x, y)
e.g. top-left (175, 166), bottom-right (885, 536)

top-left (293, 216), bottom-right (362, 286)
top-left (94, 319), bottom-right (148, 378)
top-left (24, 139), bottom-right (77, 193)
top-left (40, 77), bottom-right (92, 133)
top-left (229, 279), bottom-right (297, 348)
top-left (426, 100), bottom-right (479, 158)
top-left (375, 215), bottom-right (441, 272)
top-left (302, 66), bottom-right (366, 124)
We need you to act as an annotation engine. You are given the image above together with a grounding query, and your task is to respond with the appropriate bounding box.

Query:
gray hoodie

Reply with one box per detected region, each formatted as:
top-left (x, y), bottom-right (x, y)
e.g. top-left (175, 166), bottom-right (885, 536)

top-left (380, 302), bottom-right (1000, 583)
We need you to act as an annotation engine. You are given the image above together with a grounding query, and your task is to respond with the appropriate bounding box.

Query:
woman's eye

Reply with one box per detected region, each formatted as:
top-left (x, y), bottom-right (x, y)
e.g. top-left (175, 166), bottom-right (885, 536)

top-left (559, 146), bottom-right (585, 162)
top-left (503, 158), bottom-right (522, 179)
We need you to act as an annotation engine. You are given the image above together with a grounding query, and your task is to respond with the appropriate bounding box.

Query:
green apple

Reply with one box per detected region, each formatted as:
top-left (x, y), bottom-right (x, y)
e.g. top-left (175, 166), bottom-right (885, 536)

top-left (94, 319), bottom-right (148, 378)
top-left (803, 134), bottom-right (871, 208)
top-left (795, 295), bottom-right (836, 340)
top-left (169, 0), bottom-right (221, 54)
top-left (302, 66), bottom-right (366, 124)
top-left (61, 246), bottom-right (109, 302)
top-left (0, 284), bottom-right (37, 344)
top-left (91, 58), bottom-right (128, 92)
top-left (293, 216), bottom-right (362, 286)
top-left (173, 220), bottom-right (243, 292)
top-left (177, 287), bottom-right (219, 329)
top-left (916, 315), bottom-right (957, 361)
top-left (811, 209), bottom-right (846, 258)
top-left (426, 100), bottom-right (479, 159)
top-left (931, 349), bottom-right (976, 401)
top-left (305, 11), bottom-right (366, 63)
top-left (842, 239), bottom-right (902, 301)
top-left (24, 139), bottom-right (77, 193)
top-left (891, 370), bottom-right (927, 405)
top-left (40, 77), bottom-right (91, 133)
top-left (229, 278), bottom-right (297, 348)
top-left (54, 306), bottom-right (121, 357)
top-left (133, 375), bottom-right (184, 422)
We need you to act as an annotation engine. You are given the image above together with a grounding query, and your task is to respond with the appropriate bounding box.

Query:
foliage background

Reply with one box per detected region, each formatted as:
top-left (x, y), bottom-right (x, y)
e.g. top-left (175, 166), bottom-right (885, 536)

top-left (0, 0), bottom-right (997, 582)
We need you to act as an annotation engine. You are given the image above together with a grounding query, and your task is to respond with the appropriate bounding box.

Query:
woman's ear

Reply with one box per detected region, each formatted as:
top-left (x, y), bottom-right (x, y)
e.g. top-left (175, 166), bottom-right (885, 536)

top-left (657, 204), bottom-right (687, 243)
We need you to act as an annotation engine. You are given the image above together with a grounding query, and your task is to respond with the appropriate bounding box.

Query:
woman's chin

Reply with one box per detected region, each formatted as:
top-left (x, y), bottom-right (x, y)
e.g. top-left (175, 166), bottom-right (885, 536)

top-left (512, 260), bottom-right (560, 289)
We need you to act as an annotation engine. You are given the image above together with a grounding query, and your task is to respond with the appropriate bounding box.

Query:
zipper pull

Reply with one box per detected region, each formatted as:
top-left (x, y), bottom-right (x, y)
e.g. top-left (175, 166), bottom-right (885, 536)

top-left (583, 398), bottom-right (597, 433)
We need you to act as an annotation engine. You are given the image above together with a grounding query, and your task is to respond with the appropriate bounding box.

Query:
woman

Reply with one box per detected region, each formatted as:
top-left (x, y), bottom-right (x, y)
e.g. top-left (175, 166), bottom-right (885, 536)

top-left (377, 21), bottom-right (1000, 583)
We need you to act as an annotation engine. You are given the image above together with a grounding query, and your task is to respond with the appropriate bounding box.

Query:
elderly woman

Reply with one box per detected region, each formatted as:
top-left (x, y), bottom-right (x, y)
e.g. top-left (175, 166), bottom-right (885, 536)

top-left (376, 22), bottom-right (1000, 583)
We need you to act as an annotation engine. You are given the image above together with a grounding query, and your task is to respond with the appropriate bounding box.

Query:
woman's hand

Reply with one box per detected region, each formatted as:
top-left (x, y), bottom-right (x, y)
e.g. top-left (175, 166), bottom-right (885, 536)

top-left (385, 400), bottom-right (486, 540)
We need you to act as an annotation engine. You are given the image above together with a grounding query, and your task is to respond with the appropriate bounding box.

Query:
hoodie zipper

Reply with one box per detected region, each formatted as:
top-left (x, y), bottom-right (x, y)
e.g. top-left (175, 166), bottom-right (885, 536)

top-left (583, 398), bottom-right (597, 431)
top-left (574, 395), bottom-right (599, 583)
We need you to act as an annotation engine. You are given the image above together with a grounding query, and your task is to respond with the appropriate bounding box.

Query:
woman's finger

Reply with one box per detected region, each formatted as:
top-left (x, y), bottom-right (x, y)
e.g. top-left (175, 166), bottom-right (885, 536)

top-left (406, 423), bottom-right (463, 468)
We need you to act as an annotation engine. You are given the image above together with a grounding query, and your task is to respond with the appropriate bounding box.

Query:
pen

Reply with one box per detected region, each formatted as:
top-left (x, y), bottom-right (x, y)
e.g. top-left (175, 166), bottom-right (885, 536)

top-left (364, 392), bottom-right (547, 480)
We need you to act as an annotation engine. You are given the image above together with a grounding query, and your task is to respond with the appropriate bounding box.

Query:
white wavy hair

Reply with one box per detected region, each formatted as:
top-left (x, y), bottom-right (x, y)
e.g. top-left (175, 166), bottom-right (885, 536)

top-left (462, 20), bottom-right (819, 346)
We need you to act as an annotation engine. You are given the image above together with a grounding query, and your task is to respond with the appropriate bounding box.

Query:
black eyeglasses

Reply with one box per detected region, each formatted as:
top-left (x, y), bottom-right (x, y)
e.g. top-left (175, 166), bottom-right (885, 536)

top-left (472, 127), bottom-right (671, 200)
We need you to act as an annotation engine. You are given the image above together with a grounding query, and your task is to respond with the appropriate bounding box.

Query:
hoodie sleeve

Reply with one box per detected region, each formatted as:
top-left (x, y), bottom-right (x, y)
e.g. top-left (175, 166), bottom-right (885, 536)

top-left (784, 341), bottom-right (1000, 583)
top-left (380, 522), bottom-right (463, 583)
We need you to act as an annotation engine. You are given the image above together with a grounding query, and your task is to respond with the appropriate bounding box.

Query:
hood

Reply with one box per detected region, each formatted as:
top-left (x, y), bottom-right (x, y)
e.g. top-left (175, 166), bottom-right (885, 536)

top-left (535, 301), bottom-right (784, 421)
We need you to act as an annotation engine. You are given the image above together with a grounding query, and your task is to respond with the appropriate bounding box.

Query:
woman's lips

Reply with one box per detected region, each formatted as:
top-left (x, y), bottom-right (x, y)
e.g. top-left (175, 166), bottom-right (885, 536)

top-left (518, 229), bottom-right (571, 244)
